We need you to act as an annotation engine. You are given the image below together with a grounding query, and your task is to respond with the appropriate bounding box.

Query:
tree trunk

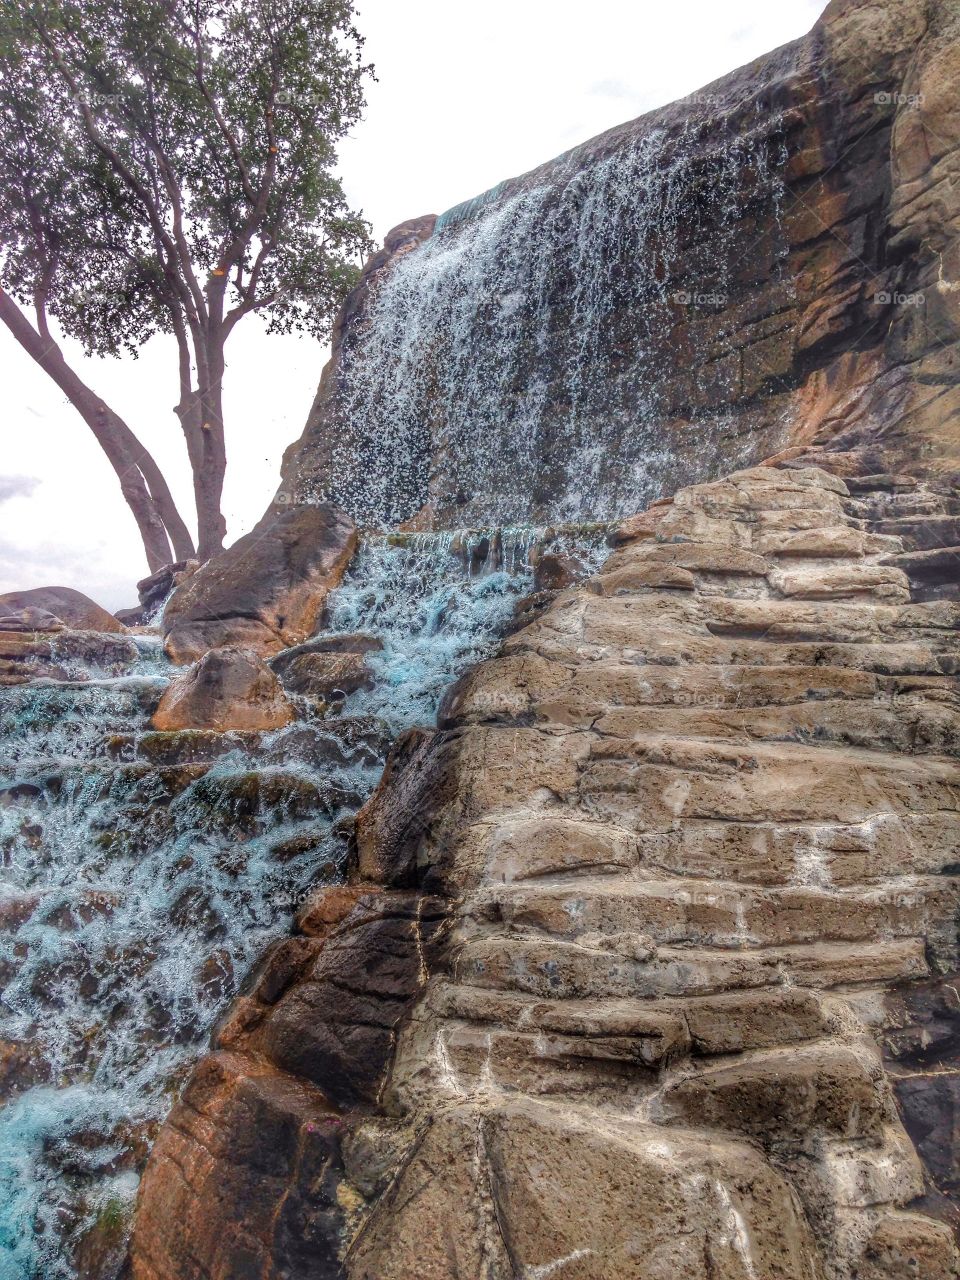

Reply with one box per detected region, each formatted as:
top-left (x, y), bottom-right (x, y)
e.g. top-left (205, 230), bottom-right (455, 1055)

top-left (196, 337), bottom-right (228, 561)
top-left (117, 426), bottom-right (196, 563)
top-left (172, 320), bottom-right (227, 563)
top-left (0, 288), bottom-right (195, 573)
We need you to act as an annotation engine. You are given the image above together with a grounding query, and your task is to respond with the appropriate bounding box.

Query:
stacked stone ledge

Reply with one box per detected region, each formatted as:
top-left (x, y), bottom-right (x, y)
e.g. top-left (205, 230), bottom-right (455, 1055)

top-left (132, 459), bottom-right (960, 1280)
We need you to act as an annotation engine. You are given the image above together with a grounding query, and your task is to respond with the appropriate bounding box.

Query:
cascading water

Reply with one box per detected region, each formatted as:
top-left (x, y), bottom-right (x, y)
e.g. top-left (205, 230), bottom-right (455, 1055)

top-left (322, 108), bottom-right (790, 528)
top-left (0, 526), bottom-right (606, 1279)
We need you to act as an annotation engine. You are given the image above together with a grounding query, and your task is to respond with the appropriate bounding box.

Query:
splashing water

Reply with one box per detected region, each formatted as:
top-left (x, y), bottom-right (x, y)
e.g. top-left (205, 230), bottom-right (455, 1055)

top-left (0, 526), bottom-right (604, 1278)
top-left (325, 527), bottom-right (609, 728)
top-left (322, 109), bottom-right (789, 527)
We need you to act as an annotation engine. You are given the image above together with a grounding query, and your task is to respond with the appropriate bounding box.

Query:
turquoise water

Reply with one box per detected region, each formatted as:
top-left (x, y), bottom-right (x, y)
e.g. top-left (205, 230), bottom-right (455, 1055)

top-left (0, 527), bottom-right (602, 1278)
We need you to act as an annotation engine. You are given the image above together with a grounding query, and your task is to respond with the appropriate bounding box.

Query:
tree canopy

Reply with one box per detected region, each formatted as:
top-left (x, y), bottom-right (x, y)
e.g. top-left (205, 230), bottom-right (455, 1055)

top-left (0, 0), bottom-right (373, 564)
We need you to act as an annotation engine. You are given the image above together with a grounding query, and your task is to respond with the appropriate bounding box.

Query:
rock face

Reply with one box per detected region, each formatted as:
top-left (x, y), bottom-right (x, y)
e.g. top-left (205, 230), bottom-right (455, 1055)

top-left (277, 0), bottom-right (960, 529)
top-left (151, 647), bottom-right (296, 733)
top-left (269, 634), bottom-right (382, 701)
top-left (131, 458), bottom-right (960, 1279)
top-left (0, 587), bottom-right (127, 634)
top-left (116, 560), bottom-right (201, 627)
top-left (161, 503), bottom-right (357, 664)
top-left (0, 626), bottom-right (138, 686)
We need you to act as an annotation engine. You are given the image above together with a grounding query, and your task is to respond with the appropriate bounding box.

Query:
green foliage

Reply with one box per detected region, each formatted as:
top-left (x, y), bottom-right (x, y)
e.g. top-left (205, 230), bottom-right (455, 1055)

top-left (0, 0), bottom-right (373, 357)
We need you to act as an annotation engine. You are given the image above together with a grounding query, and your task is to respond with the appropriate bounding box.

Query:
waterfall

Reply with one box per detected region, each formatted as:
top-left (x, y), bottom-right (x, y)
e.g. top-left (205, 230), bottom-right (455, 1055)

top-left (325, 108), bottom-right (789, 528)
top-left (0, 525), bottom-right (606, 1279)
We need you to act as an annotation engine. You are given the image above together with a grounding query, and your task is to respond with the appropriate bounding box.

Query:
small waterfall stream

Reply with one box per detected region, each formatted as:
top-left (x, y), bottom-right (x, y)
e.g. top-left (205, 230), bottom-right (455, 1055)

top-left (0, 526), bottom-right (607, 1279)
top-left (323, 108), bottom-right (789, 527)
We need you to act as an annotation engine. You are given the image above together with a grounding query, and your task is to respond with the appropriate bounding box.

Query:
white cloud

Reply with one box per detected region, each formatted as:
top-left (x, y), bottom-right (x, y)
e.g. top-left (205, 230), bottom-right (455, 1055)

top-left (0, 476), bottom-right (40, 503)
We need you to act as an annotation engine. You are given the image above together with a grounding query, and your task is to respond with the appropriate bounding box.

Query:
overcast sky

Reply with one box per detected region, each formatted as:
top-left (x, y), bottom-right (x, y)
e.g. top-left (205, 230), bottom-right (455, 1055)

top-left (0, 0), bottom-right (825, 609)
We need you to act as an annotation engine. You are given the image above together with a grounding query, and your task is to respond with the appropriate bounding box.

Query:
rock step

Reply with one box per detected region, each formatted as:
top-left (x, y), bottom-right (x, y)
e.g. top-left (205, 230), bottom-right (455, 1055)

top-left (754, 526), bottom-right (904, 559)
top-left (454, 935), bottom-right (928, 1000)
top-left (589, 699), bottom-right (960, 757)
top-left (521, 597), bottom-right (959, 671)
top-left (475, 811), bottom-right (959, 889)
top-left (872, 514), bottom-right (960, 551)
top-left (580, 734), bottom-right (960, 830)
top-left (502, 641), bottom-right (954, 687)
top-left (592, 553), bottom-right (914, 604)
top-left (467, 875), bottom-right (958, 964)
top-left (449, 657), bottom-right (960, 754)
top-left (882, 546), bottom-right (960, 601)
top-left (702, 595), bottom-right (959, 643)
top-left (633, 814), bottom-right (960, 886)
top-left (657, 1042), bottom-right (888, 1144)
top-left (105, 718), bottom-right (389, 769)
top-left (847, 491), bottom-right (960, 520)
top-left (429, 982), bottom-right (833, 1057)
top-left (768, 564), bottom-right (911, 603)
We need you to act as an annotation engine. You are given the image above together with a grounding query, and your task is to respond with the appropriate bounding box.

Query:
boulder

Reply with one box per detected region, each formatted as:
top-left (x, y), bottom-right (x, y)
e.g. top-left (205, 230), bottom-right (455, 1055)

top-left (855, 1214), bottom-right (958, 1280)
top-left (269, 633), bottom-right (383, 700)
top-left (349, 1102), bottom-right (825, 1280)
top-left (117, 560), bottom-right (201, 626)
top-left (161, 503), bottom-right (357, 664)
top-left (151, 647), bottom-right (295, 732)
top-left (273, 652), bottom-right (374, 700)
top-left (0, 586), bottom-right (126, 634)
top-left (0, 629), bottom-right (139, 685)
top-left (531, 548), bottom-right (594, 592)
top-left (0, 606), bottom-right (66, 632)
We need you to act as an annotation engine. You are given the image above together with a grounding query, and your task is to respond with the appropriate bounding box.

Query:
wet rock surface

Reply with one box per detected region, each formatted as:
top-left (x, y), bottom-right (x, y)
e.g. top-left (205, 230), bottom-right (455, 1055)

top-left (132, 460), bottom-right (960, 1279)
top-left (280, 0), bottom-right (960, 530)
top-left (0, 588), bottom-right (127, 636)
top-left (162, 502), bottom-right (357, 663)
top-left (151, 647), bottom-right (296, 732)
top-left (0, 629), bottom-right (140, 687)
top-left (0, 524), bottom-right (554, 1278)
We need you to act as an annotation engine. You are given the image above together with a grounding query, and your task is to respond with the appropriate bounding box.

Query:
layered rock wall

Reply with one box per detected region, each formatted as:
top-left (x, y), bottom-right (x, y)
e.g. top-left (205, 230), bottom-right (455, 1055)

top-left (278, 0), bottom-right (960, 529)
top-left (132, 452), bottom-right (960, 1279)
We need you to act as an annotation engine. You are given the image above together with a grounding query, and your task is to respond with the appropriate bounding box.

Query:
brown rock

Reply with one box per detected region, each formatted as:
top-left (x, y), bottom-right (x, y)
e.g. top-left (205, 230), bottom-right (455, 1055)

top-left (659, 1044), bottom-right (886, 1144)
top-left (273, 651), bottom-right (374, 700)
top-left (255, 890), bottom-right (448, 1108)
top-left (0, 629), bottom-right (139, 684)
top-left (855, 1213), bottom-right (958, 1280)
top-left (769, 564), bottom-right (912, 602)
top-left (0, 1039), bottom-right (50, 1101)
top-left (349, 1101), bottom-right (825, 1280)
top-left (532, 549), bottom-right (591, 591)
top-left (295, 883), bottom-right (379, 937)
top-left (0, 586), bottom-right (126, 633)
top-left (130, 1054), bottom-right (347, 1280)
top-left (162, 502), bottom-right (357, 663)
top-left (0, 606), bottom-right (66, 631)
top-left (151, 647), bottom-right (295, 732)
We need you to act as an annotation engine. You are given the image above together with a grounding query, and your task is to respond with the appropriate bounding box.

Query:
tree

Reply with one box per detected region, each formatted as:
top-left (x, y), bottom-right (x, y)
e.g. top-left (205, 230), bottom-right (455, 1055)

top-left (0, 0), bottom-right (372, 567)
